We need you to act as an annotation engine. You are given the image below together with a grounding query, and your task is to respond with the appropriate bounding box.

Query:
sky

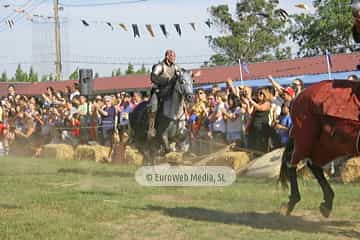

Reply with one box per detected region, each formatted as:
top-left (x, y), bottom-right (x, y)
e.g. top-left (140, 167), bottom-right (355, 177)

top-left (0, 0), bottom-right (314, 78)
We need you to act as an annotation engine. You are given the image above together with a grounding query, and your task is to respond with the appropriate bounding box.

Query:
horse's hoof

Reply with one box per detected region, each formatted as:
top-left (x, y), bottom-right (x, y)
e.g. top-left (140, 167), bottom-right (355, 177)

top-left (280, 202), bottom-right (293, 216)
top-left (320, 203), bottom-right (332, 218)
top-left (280, 203), bottom-right (289, 216)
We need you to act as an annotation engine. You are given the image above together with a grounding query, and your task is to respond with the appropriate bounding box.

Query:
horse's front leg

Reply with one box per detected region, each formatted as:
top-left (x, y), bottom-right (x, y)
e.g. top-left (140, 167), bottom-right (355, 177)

top-left (161, 129), bottom-right (171, 154)
top-left (281, 165), bottom-right (301, 216)
top-left (307, 161), bottom-right (334, 218)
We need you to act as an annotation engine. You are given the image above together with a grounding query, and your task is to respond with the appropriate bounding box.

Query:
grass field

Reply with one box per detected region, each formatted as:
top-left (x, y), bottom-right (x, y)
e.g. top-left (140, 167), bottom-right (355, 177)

top-left (0, 156), bottom-right (359, 240)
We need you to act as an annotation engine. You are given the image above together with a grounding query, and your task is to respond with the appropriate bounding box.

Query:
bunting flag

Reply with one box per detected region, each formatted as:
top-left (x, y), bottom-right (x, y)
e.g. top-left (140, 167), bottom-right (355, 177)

top-left (160, 24), bottom-right (168, 37)
top-left (14, 8), bottom-right (25, 13)
top-left (205, 19), bottom-right (212, 28)
top-left (174, 24), bottom-right (181, 36)
top-left (326, 50), bottom-right (333, 68)
top-left (81, 19), bottom-right (90, 26)
top-left (189, 22), bottom-right (196, 31)
top-left (276, 8), bottom-right (289, 21)
top-left (132, 24), bottom-right (140, 38)
top-left (294, 3), bottom-right (308, 10)
top-left (145, 24), bottom-right (155, 37)
top-left (7, 19), bottom-right (14, 29)
top-left (25, 13), bottom-right (33, 21)
top-left (242, 62), bottom-right (250, 74)
top-left (255, 12), bottom-right (270, 18)
top-left (119, 23), bottom-right (128, 31)
top-left (106, 22), bottom-right (114, 30)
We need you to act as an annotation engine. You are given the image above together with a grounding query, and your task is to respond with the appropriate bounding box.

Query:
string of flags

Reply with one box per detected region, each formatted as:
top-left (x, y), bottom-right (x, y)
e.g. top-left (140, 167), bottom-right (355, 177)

top-left (1, 2), bottom-right (309, 33)
top-left (1, 3), bottom-right (55, 29)
top-left (1, 3), bottom-right (213, 37)
top-left (77, 19), bottom-right (212, 38)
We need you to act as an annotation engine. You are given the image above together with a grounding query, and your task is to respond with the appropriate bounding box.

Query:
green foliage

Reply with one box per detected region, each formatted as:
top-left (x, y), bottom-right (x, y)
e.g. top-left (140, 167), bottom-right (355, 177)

top-left (125, 63), bottom-right (135, 75)
top-left (40, 75), bottom-right (48, 82)
top-left (0, 156), bottom-right (360, 240)
top-left (207, 0), bottom-right (289, 65)
top-left (136, 64), bottom-right (148, 74)
top-left (112, 68), bottom-right (122, 77)
top-left (288, 0), bottom-right (355, 56)
top-left (0, 71), bottom-right (8, 82)
top-left (28, 66), bottom-right (38, 82)
top-left (14, 64), bottom-right (28, 82)
top-left (68, 68), bottom-right (79, 80)
top-left (94, 72), bottom-right (100, 78)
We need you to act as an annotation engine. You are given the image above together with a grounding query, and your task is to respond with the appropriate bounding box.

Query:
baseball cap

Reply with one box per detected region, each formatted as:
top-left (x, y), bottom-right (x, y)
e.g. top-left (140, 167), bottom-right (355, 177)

top-left (283, 87), bottom-right (295, 98)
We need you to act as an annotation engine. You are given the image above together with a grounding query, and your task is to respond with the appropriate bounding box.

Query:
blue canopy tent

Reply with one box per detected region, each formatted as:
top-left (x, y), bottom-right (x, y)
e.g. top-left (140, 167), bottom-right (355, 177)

top-left (196, 71), bottom-right (360, 90)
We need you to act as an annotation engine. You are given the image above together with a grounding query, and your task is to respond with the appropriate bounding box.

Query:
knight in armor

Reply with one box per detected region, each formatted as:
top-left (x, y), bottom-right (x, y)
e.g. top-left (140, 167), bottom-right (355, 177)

top-left (148, 49), bottom-right (181, 138)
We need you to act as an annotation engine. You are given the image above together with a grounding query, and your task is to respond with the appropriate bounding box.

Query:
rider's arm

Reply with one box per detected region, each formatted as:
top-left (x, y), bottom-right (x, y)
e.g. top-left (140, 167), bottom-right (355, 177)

top-left (150, 64), bottom-right (168, 86)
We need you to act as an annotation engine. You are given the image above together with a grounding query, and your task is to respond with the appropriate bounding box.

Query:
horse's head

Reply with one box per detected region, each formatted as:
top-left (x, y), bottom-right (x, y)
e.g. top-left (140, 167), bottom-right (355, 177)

top-left (175, 69), bottom-right (194, 103)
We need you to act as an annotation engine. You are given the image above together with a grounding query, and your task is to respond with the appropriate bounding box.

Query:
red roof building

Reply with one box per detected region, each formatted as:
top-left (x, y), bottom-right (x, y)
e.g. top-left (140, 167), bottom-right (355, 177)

top-left (1, 52), bottom-right (359, 96)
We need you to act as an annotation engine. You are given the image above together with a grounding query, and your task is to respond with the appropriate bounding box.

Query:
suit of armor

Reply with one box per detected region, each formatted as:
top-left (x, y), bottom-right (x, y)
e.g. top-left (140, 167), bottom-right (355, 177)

top-left (147, 59), bottom-right (180, 138)
top-left (149, 61), bottom-right (180, 113)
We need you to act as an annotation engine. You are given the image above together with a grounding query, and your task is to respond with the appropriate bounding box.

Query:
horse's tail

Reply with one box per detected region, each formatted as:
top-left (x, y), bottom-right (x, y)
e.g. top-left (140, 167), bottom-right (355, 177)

top-left (278, 139), bottom-right (294, 190)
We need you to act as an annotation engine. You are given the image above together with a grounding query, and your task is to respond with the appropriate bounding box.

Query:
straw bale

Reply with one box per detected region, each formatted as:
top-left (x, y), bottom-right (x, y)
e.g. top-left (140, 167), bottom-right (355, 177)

top-left (163, 152), bottom-right (184, 164)
top-left (43, 144), bottom-right (74, 160)
top-left (75, 145), bottom-right (110, 162)
top-left (340, 157), bottom-right (360, 183)
top-left (92, 145), bottom-right (111, 163)
top-left (125, 146), bottom-right (144, 166)
top-left (195, 147), bottom-right (250, 171)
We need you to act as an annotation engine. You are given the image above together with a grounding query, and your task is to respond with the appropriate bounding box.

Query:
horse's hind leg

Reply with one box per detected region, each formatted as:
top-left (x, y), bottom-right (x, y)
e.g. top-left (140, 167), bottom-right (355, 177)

top-left (307, 161), bottom-right (334, 218)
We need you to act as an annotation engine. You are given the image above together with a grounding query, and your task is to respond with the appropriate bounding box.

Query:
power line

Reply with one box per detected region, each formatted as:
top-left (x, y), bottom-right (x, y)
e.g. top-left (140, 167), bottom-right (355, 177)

top-left (0, 0), bottom-right (49, 32)
top-left (59, 0), bottom-right (148, 7)
top-left (0, 0), bottom-right (33, 26)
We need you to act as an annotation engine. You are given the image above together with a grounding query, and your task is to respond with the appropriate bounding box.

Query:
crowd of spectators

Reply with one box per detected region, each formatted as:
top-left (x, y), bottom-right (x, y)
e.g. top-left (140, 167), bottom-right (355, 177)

top-left (0, 83), bottom-right (146, 156)
top-left (0, 76), bottom-right (308, 157)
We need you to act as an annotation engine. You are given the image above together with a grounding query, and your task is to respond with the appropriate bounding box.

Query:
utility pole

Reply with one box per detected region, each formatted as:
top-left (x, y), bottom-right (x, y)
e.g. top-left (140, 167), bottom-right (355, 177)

top-left (54, 0), bottom-right (62, 81)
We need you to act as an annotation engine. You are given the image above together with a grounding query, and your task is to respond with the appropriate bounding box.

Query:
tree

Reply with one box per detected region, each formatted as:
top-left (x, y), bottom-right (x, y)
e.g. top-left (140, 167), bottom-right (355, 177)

top-left (15, 64), bottom-right (26, 82)
top-left (0, 71), bottom-right (8, 82)
top-left (288, 0), bottom-right (355, 56)
top-left (207, 1), bottom-right (289, 65)
top-left (112, 68), bottom-right (122, 77)
top-left (28, 66), bottom-right (38, 82)
top-left (136, 64), bottom-right (148, 74)
top-left (41, 75), bottom-right (48, 82)
top-left (125, 63), bottom-right (135, 75)
top-left (94, 72), bottom-right (100, 78)
top-left (69, 68), bottom-right (79, 80)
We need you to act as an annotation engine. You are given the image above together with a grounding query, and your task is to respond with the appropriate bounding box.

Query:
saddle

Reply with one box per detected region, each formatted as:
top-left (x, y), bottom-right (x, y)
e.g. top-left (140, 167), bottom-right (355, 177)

top-left (313, 80), bottom-right (360, 121)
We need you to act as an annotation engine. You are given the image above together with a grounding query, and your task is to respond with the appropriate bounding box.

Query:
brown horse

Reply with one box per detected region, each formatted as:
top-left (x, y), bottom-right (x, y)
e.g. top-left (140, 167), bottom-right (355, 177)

top-left (280, 79), bottom-right (360, 218)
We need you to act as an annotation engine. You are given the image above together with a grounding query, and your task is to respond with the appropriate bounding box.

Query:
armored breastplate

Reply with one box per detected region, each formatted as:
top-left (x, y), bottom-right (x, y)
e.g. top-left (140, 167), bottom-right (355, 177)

top-left (160, 63), bottom-right (177, 81)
